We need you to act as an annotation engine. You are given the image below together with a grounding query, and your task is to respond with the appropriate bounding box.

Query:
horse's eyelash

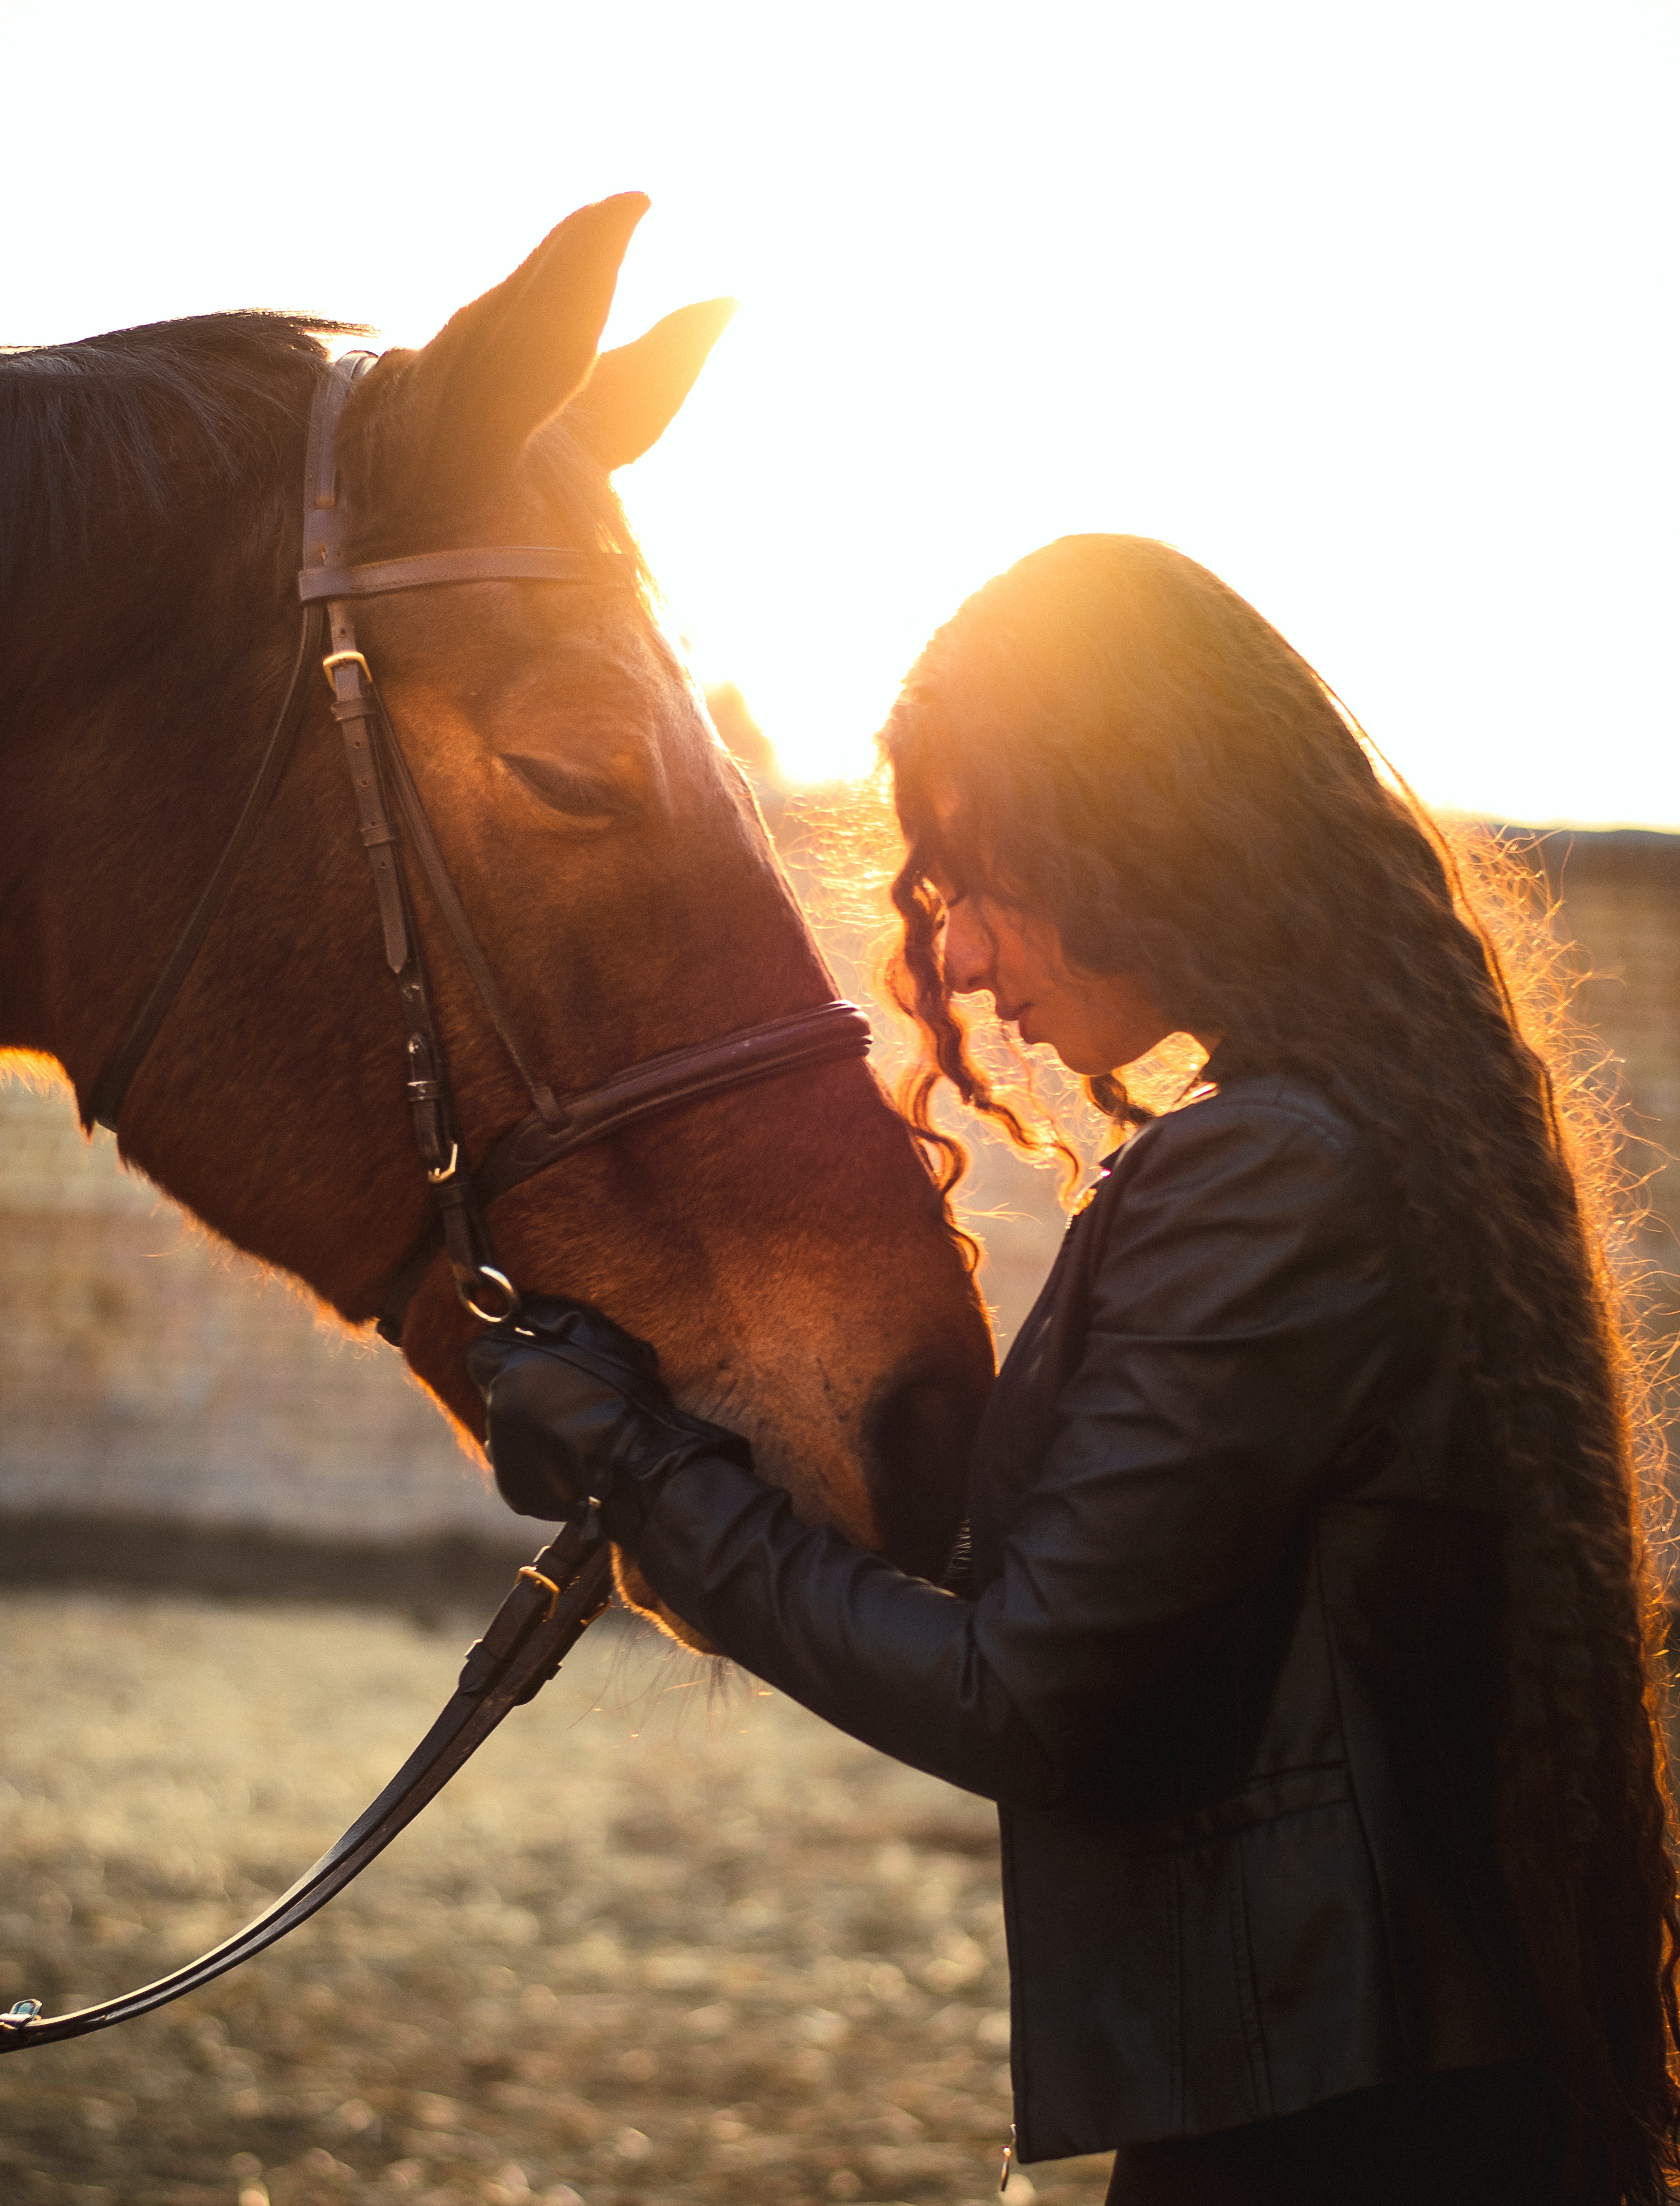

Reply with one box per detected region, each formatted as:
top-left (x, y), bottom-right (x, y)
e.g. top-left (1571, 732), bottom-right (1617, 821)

top-left (545, 771), bottom-right (622, 813)
top-left (503, 754), bottom-right (631, 819)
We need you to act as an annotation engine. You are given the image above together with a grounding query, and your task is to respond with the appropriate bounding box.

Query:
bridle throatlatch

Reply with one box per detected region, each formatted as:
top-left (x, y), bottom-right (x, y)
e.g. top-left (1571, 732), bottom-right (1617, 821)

top-left (6, 352), bottom-right (873, 2053)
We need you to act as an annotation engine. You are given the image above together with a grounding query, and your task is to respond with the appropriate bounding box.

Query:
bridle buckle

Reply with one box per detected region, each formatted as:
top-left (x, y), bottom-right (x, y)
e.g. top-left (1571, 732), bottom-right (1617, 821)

top-left (321, 648), bottom-right (372, 690)
top-left (517, 1566), bottom-right (561, 1621)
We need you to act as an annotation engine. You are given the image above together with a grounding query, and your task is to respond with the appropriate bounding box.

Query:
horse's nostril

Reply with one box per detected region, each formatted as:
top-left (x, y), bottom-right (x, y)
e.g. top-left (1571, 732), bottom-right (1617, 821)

top-left (865, 1369), bottom-right (977, 1582)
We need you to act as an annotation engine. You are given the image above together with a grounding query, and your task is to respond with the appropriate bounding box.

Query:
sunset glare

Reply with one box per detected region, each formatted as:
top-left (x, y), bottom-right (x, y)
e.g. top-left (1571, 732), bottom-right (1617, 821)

top-left (7, 0), bottom-right (1674, 823)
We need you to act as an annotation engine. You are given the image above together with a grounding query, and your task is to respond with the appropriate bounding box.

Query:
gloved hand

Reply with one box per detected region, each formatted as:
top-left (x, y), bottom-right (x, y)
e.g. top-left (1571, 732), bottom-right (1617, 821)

top-left (465, 1295), bottom-right (753, 1535)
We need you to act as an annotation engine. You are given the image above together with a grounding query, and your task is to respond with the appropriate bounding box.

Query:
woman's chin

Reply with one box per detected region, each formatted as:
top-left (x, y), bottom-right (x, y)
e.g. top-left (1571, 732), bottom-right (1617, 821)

top-left (1039, 1037), bottom-right (1106, 1076)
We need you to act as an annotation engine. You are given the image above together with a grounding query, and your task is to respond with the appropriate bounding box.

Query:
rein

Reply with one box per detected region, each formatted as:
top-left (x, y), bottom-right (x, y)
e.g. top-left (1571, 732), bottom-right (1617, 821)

top-left (3, 1523), bottom-right (614, 2052)
top-left (3, 351), bottom-right (870, 2053)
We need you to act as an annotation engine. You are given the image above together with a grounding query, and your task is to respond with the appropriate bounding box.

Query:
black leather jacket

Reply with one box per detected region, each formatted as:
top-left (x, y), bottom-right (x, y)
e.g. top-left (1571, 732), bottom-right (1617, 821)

top-left (632, 1069), bottom-right (1530, 2158)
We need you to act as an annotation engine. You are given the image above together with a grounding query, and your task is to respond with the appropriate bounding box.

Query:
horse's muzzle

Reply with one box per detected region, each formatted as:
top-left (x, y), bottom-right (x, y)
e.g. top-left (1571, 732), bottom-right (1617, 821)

top-left (862, 1361), bottom-right (981, 1584)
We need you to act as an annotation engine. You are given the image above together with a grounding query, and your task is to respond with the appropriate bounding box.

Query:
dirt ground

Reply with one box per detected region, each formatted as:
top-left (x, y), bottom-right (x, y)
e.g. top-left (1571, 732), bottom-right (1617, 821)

top-left (0, 1589), bottom-right (1114, 2206)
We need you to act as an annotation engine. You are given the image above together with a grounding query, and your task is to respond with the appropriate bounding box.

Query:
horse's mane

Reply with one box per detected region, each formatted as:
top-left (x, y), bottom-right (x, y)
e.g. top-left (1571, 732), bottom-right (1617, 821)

top-left (0, 313), bottom-right (353, 603)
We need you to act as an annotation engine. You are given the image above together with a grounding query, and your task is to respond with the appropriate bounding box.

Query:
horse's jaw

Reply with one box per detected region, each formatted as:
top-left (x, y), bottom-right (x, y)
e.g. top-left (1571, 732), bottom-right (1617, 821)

top-left (394, 1109), bottom-right (992, 1660)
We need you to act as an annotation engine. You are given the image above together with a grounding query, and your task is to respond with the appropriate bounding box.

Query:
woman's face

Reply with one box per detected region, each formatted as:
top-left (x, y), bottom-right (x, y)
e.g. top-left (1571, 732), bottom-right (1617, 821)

top-left (935, 885), bottom-right (1176, 1076)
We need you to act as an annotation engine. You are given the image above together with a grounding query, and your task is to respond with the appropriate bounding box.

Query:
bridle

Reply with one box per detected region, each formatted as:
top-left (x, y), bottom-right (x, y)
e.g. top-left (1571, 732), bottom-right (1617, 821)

top-left (87, 351), bottom-right (870, 1343)
top-left (2, 351), bottom-right (870, 2052)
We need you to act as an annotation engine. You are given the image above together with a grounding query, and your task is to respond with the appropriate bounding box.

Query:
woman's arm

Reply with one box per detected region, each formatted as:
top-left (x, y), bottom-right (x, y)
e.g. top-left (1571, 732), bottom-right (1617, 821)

top-left (628, 1091), bottom-right (1400, 1806)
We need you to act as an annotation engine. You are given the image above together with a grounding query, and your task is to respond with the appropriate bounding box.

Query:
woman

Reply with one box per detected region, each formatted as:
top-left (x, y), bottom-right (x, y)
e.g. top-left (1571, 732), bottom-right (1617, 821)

top-left (470, 536), bottom-right (1680, 2204)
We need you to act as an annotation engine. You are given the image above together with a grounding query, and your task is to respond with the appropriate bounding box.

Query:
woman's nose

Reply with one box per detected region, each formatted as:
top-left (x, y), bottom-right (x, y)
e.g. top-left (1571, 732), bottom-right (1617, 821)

top-left (941, 901), bottom-right (992, 996)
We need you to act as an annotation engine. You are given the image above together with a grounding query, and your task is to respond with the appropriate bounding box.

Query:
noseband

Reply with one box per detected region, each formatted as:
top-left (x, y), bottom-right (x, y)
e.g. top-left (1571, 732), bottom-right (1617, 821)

top-left (87, 351), bottom-right (871, 1342)
top-left (5, 354), bottom-right (872, 2054)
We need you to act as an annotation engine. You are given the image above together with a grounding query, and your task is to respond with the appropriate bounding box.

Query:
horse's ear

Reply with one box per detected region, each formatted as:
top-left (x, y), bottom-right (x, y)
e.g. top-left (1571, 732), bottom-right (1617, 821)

top-left (400, 194), bottom-right (651, 492)
top-left (567, 299), bottom-right (739, 471)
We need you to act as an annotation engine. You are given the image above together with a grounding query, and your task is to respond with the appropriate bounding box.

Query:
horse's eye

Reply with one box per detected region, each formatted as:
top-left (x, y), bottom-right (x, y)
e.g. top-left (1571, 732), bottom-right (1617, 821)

top-left (500, 753), bottom-right (632, 822)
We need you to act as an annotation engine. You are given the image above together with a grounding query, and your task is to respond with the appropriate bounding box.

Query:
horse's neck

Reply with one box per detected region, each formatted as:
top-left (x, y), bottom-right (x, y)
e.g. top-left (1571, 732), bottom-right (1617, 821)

top-left (0, 536), bottom-right (290, 1093)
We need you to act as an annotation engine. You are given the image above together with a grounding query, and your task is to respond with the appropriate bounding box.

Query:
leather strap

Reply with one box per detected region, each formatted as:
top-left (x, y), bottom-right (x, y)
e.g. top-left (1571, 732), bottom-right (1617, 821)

top-left (372, 999), bottom-right (873, 1345)
top-left (374, 695), bottom-right (562, 1129)
top-left (300, 352), bottom-right (373, 574)
top-left (476, 1000), bottom-right (873, 1206)
top-left (0, 1524), bottom-right (611, 2055)
top-left (326, 604), bottom-right (503, 1309)
top-left (329, 637), bottom-right (412, 978)
top-left (88, 603), bottom-right (325, 1131)
top-left (299, 546), bottom-right (622, 602)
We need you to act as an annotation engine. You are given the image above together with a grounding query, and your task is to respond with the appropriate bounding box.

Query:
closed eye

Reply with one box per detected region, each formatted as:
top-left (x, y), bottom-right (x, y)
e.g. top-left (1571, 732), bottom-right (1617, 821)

top-left (500, 753), bottom-right (635, 822)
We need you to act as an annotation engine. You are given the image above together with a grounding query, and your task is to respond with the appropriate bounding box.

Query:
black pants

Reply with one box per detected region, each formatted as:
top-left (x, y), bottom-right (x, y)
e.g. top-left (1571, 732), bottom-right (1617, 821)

top-left (1105, 2060), bottom-right (1550, 2206)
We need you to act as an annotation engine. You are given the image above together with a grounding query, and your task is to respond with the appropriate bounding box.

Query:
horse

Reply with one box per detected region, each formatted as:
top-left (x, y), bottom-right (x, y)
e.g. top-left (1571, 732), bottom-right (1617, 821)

top-left (0, 192), bottom-right (994, 1649)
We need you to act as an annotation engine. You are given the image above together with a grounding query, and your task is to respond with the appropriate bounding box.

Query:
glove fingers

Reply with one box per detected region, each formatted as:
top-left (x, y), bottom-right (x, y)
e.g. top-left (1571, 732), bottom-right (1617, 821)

top-left (483, 1356), bottom-right (627, 1520)
top-left (491, 1429), bottom-right (575, 1521)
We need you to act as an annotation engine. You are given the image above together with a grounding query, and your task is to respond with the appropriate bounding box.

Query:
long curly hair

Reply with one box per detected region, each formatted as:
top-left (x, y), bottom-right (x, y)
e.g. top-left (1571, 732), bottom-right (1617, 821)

top-left (878, 534), bottom-right (1679, 2204)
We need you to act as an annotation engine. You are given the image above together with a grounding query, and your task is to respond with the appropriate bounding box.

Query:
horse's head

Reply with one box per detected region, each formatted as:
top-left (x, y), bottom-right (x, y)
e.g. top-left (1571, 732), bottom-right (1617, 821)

top-left (50, 198), bottom-right (991, 1639)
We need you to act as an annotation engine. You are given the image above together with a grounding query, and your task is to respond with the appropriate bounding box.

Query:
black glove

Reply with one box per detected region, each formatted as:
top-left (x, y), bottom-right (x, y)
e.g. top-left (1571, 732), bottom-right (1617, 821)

top-left (465, 1295), bottom-right (753, 1535)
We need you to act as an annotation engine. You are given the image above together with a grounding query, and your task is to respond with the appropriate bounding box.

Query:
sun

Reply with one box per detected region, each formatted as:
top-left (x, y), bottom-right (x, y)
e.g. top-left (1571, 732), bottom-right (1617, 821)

top-left (8, 2), bottom-right (1665, 820)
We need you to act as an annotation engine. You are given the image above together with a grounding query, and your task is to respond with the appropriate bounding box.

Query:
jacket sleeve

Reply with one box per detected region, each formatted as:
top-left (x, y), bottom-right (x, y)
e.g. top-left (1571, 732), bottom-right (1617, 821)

top-left (631, 1095), bottom-right (1397, 1805)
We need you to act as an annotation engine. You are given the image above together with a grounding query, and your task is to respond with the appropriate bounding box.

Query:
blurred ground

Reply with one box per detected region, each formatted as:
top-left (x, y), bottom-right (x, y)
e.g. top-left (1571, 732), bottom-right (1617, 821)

top-left (0, 1592), bottom-right (1113, 2206)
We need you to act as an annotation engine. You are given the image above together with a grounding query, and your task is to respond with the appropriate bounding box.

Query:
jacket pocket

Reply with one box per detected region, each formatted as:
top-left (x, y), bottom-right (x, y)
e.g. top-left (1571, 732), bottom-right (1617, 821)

top-left (1002, 1769), bottom-right (1399, 2157)
top-left (1113, 1761), bottom-right (1351, 1857)
top-left (1171, 1781), bottom-right (1399, 2133)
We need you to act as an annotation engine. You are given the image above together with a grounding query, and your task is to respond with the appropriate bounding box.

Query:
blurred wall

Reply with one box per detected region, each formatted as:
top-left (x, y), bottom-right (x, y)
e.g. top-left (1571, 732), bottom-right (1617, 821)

top-left (1529, 831), bottom-right (1680, 1253)
top-left (0, 1077), bottom-right (524, 1576)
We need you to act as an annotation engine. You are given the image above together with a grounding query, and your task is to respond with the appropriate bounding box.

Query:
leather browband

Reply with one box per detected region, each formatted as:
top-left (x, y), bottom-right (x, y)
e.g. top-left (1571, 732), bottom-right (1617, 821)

top-left (298, 546), bottom-right (625, 602)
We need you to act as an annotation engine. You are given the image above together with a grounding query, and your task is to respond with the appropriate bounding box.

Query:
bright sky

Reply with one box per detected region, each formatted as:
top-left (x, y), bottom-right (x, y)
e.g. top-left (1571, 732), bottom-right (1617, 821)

top-left (6, 0), bottom-right (1675, 823)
